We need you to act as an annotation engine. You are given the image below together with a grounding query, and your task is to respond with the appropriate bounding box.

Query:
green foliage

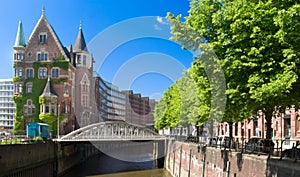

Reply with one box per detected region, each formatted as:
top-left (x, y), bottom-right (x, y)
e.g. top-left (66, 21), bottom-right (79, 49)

top-left (39, 97), bottom-right (45, 104)
top-left (12, 77), bottom-right (22, 83)
top-left (13, 61), bottom-right (23, 68)
top-left (164, 0), bottom-right (300, 138)
top-left (13, 59), bottom-right (69, 132)
top-left (52, 77), bottom-right (68, 84)
top-left (33, 136), bottom-right (43, 141)
top-left (154, 85), bottom-right (181, 129)
top-left (39, 114), bottom-right (64, 135)
top-left (33, 60), bottom-right (69, 71)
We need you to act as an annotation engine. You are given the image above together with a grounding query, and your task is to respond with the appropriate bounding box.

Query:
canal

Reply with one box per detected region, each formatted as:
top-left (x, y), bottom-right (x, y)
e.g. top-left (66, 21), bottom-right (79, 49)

top-left (61, 142), bottom-right (171, 177)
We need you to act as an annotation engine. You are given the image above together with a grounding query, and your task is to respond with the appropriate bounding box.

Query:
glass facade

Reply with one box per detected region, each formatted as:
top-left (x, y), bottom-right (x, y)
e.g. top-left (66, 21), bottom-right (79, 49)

top-left (96, 77), bottom-right (126, 120)
top-left (95, 76), bottom-right (156, 125)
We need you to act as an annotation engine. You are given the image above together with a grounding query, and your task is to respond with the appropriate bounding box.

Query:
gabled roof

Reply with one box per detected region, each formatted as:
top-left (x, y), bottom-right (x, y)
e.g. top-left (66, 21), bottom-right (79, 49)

top-left (26, 7), bottom-right (69, 60)
top-left (74, 23), bottom-right (88, 52)
top-left (40, 77), bottom-right (57, 98)
top-left (14, 21), bottom-right (26, 47)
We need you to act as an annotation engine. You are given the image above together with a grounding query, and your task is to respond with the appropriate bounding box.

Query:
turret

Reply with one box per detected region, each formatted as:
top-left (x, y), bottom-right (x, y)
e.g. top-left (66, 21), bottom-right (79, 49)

top-left (13, 20), bottom-right (26, 61)
top-left (73, 22), bottom-right (92, 69)
top-left (14, 21), bottom-right (26, 48)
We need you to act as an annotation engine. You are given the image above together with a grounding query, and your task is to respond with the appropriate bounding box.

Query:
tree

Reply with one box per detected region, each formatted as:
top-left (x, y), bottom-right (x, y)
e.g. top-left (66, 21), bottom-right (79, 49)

top-left (154, 84), bottom-right (181, 130)
top-left (167, 0), bottom-right (300, 139)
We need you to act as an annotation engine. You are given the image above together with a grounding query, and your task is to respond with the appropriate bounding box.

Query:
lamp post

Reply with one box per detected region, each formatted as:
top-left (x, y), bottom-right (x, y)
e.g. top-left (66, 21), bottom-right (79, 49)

top-left (57, 104), bottom-right (60, 139)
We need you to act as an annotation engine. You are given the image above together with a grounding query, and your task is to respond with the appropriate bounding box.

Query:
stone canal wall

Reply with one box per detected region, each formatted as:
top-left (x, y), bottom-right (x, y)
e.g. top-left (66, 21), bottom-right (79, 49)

top-left (0, 141), bottom-right (98, 177)
top-left (0, 142), bottom-right (56, 177)
top-left (165, 141), bottom-right (300, 177)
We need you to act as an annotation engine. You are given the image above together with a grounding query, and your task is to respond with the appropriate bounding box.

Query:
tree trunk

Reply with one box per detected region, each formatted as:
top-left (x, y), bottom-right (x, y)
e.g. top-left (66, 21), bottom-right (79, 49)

top-left (228, 122), bottom-right (233, 148)
top-left (264, 109), bottom-right (273, 139)
top-left (196, 124), bottom-right (204, 143)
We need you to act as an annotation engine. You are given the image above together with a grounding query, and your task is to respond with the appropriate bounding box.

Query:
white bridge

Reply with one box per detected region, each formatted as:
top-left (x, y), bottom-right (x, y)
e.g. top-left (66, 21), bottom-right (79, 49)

top-left (57, 121), bottom-right (165, 142)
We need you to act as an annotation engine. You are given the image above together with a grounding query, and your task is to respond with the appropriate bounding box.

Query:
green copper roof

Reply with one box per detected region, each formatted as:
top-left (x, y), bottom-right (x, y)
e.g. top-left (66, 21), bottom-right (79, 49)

top-left (14, 21), bottom-right (26, 47)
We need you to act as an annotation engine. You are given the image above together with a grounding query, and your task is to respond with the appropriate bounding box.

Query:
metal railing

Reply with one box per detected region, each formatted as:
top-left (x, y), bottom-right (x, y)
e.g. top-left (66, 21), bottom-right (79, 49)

top-left (172, 135), bottom-right (299, 162)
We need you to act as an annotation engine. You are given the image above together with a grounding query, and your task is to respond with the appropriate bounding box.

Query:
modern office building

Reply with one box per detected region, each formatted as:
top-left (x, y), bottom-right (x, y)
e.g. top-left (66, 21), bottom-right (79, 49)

top-left (0, 79), bottom-right (15, 132)
top-left (95, 76), bottom-right (126, 121)
top-left (95, 77), bottom-right (156, 126)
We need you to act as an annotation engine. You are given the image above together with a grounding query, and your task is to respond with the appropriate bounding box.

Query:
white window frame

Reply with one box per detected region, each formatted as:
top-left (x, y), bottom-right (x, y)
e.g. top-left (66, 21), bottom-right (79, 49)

top-left (37, 51), bottom-right (48, 61)
top-left (26, 68), bottom-right (34, 79)
top-left (39, 32), bottom-right (47, 43)
top-left (51, 67), bottom-right (60, 78)
top-left (39, 67), bottom-right (47, 79)
top-left (26, 82), bottom-right (32, 94)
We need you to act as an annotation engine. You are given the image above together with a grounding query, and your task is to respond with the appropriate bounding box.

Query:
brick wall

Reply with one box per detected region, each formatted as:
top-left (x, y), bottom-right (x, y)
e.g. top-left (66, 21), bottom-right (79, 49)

top-left (165, 141), bottom-right (300, 177)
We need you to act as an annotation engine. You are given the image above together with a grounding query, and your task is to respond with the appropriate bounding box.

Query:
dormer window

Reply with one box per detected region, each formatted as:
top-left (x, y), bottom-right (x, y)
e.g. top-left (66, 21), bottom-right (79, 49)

top-left (39, 33), bottom-right (47, 43)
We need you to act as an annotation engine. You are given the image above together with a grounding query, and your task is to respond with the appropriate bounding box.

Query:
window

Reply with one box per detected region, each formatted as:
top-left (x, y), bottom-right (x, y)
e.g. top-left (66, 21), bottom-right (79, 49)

top-left (24, 99), bottom-right (35, 116)
top-left (51, 68), bottom-right (59, 78)
top-left (14, 53), bottom-right (24, 61)
top-left (37, 52), bottom-right (48, 61)
top-left (82, 95), bottom-right (88, 107)
top-left (15, 83), bottom-right (22, 93)
top-left (64, 83), bottom-right (70, 96)
top-left (26, 68), bottom-right (34, 78)
top-left (15, 68), bottom-right (23, 77)
top-left (53, 52), bottom-right (58, 57)
top-left (83, 55), bottom-right (86, 66)
top-left (27, 83), bottom-right (32, 94)
top-left (39, 33), bottom-right (47, 43)
top-left (77, 55), bottom-right (81, 64)
top-left (82, 81), bottom-right (88, 92)
top-left (39, 68), bottom-right (47, 79)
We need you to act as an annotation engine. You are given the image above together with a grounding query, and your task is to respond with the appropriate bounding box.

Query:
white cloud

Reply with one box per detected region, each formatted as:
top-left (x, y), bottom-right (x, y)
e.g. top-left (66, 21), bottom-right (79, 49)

top-left (156, 16), bottom-right (168, 25)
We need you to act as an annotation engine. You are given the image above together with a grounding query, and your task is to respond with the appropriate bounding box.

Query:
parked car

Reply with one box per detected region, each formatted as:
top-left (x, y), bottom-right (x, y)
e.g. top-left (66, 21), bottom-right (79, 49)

top-left (209, 136), bottom-right (219, 146)
top-left (218, 136), bottom-right (231, 147)
top-left (0, 131), bottom-right (11, 136)
top-left (259, 139), bottom-right (275, 153)
top-left (282, 144), bottom-right (300, 159)
top-left (245, 137), bottom-right (275, 153)
top-left (245, 137), bottom-right (261, 151)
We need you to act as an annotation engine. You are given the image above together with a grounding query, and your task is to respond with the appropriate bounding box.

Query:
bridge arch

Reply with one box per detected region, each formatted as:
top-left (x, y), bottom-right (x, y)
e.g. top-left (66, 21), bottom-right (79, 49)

top-left (59, 121), bottom-right (164, 141)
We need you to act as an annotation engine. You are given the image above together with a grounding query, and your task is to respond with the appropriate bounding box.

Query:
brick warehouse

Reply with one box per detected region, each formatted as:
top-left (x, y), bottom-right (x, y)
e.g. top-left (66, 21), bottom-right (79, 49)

top-left (12, 8), bottom-right (156, 135)
top-left (218, 107), bottom-right (300, 149)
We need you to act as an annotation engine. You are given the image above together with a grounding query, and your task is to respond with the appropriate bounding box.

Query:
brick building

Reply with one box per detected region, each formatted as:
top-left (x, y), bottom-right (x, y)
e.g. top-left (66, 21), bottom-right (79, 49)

top-left (218, 108), bottom-right (300, 149)
top-left (122, 90), bottom-right (156, 125)
top-left (12, 8), bottom-right (156, 135)
top-left (12, 8), bottom-right (96, 135)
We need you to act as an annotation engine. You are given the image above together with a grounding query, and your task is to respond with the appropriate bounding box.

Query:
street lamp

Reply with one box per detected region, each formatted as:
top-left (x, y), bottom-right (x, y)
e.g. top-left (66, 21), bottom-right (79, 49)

top-left (57, 104), bottom-right (60, 139)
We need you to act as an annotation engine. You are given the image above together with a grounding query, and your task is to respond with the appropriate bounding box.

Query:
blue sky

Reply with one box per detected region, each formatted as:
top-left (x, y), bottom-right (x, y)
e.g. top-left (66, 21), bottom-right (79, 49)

top-left (0, 0), bottom-right (193, 100)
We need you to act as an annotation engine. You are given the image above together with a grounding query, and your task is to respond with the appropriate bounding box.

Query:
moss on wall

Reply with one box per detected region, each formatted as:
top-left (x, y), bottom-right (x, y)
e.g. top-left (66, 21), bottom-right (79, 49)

top-left (12, 60), bottom-right (69, 134)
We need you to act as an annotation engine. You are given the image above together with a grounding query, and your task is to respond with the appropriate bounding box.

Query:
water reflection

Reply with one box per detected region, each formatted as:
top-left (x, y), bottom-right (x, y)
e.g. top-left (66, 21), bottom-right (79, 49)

top-left (87, 169), bottom-right (172, 177)
top-left (61, 143), bottom-right (166, 177)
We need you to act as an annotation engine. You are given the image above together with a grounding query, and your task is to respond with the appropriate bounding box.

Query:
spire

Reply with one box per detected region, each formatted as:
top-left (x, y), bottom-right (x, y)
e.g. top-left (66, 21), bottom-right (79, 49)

top-left (74, 22), bottom-right (88, 52)
top-left (42, 6), bottom-right (45, 17)
top-left (40, 77), bottom-right (57, 97)
top-left (14, 21), bottom-right (26, 47)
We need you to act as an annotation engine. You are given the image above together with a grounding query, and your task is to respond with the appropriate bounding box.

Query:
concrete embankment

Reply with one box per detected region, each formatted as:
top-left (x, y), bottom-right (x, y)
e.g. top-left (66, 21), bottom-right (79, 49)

top-left (165, 141), bottom-right (300, 177)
